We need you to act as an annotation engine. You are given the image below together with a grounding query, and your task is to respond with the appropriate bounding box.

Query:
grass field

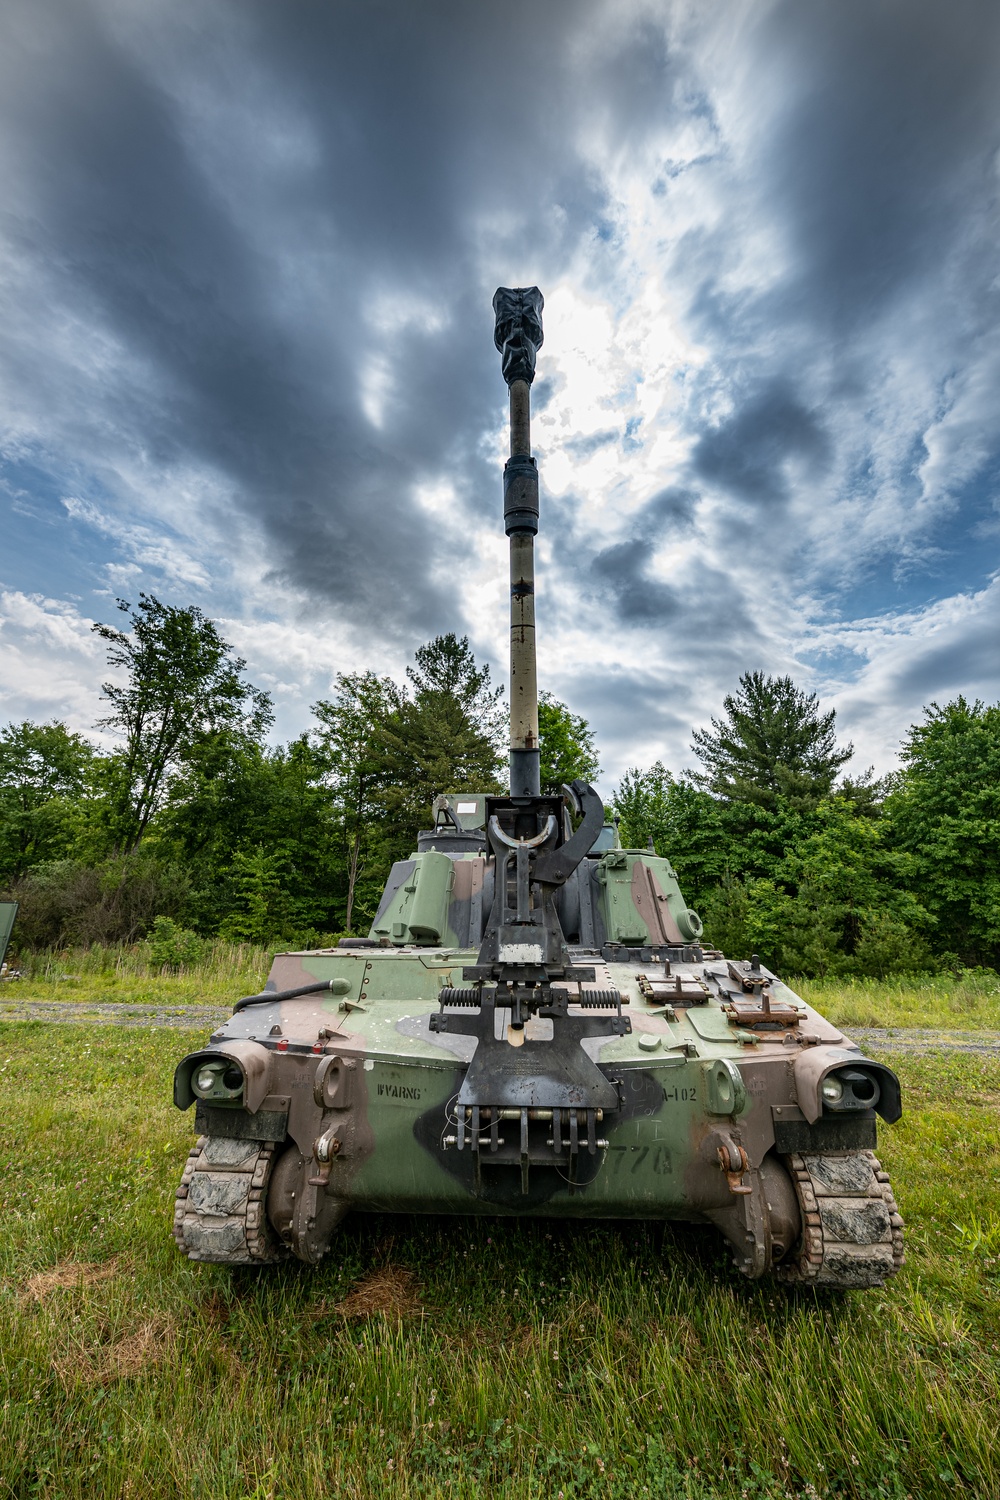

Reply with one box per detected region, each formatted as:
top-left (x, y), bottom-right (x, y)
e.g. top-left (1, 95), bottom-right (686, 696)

top-left (3, 942), bottom-right (271, 1009)
top-left (2, 974), bottom-right (1000, 1500)
top-left (798, 971), bottom-right (1000, 1033)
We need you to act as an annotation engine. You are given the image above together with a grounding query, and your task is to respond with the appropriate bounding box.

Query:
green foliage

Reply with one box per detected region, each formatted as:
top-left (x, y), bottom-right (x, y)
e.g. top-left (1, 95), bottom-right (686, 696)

top-left (146, 915), bottom-right (204, 970)
top-left (5, 852), bottom-right (189, 947)
top-left (368, 638), bottom-right (506, 870)
top-left (312, 645), bottom-right (505, 932)
top-left (312, 672), bottom-right (405, 933)
top-left (615, 767), bottom-right (935, 977)
top-left (217, 847), bottom-right (301, 946)
top-left (613, 764), bottom-right (727, 905)
top-left (691, 671), bottom-right (853, 809)
top-left (850, 910), bottom-right (936, 979)
top-left (406, 632), bottom-right (506, 750)
top-left (537, 691), bottom-right (600, 794)
top-left (884, 697), bottom-right (1000, 967)
top-left (93, 593), bottom-right (272, 853)
top-left (2, 594), bottom-right (997, 983)
top-left (0, 720), bottom-right (101, 879)
top-left (8, 936), bottom-right (270, 1001)
top-left (157, 732), bottom-right (339, 939)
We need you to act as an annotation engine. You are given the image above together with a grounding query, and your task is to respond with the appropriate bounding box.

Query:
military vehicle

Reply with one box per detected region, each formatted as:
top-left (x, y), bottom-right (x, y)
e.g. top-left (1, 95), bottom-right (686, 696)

top-left (173, 288), bottom-right (904, 1288)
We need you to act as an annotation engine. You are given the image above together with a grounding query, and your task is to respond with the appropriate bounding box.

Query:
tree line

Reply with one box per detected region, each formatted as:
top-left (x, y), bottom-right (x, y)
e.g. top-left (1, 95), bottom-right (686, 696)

top-left (0, 595), bottom-right (598, 951)
top-left (615, 673), bottom-right (1000, 977)
top-left (0, 594), bottom-right (996, 976)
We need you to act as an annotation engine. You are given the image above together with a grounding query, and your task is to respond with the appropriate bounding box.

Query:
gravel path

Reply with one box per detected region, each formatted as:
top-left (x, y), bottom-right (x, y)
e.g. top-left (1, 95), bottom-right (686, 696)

top-left (848, 1027), bottom-right (1000, 1056)
top-left (0, 999), bottom-right (230, 1029)
top-left (3, 1000), bottom-right (1000, 1055)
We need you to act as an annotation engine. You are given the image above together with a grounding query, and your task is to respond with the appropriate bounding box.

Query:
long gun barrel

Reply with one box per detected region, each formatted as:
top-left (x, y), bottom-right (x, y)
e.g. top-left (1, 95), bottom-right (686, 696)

top-left (493, 286), bottom-right (544, 797)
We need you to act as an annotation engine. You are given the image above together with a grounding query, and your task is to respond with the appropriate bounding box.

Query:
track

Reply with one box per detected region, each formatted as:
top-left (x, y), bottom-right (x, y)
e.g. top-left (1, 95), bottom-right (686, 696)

top-left (173, 1135), bottom-right (287, 1264)
top-left (849, 1027), bottom-right (1000, 1056)
top-left (779, 1150), bottom-right (905, 1288)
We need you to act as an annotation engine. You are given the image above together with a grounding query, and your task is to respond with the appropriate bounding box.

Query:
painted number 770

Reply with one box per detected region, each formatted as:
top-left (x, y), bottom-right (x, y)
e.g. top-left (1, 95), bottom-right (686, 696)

top-left (607, 1145), bottom-right (672, 1175)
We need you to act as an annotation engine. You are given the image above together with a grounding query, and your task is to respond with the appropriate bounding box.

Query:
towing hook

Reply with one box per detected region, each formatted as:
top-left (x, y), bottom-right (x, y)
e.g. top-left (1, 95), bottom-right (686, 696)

top-left (308, 1127), bottom-right (341, 1187)
top-left (717, 1142), bottom-right (752, 1196)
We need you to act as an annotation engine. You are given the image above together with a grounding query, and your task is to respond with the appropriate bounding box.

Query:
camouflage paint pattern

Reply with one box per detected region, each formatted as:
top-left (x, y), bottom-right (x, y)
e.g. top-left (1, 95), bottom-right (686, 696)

top-left (174, 842), bottom-right (902, 1278)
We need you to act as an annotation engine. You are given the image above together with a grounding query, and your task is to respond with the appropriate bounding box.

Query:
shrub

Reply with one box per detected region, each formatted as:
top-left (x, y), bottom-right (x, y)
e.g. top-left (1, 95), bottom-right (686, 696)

top-left (3, 853), bottom-right (189, 948)
top-left (146, 915), bottom-right (204, 970)
top-left (850, 911), bottom-right (935, 978)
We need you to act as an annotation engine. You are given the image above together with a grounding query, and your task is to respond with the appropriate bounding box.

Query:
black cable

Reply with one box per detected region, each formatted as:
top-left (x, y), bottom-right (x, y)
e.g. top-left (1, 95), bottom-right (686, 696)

top-left (233, 980), bottom-right (337, 1014)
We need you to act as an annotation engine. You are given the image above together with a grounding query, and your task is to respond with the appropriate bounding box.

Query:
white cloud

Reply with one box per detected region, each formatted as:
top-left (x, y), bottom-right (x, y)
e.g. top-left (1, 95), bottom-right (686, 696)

top-left (0, 590), bottom-right (108, 735)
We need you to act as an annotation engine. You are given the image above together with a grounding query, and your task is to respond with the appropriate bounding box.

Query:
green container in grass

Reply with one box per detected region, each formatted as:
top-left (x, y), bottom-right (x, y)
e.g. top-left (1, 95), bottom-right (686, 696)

top-left (0, 902), bottom-right (17, 970)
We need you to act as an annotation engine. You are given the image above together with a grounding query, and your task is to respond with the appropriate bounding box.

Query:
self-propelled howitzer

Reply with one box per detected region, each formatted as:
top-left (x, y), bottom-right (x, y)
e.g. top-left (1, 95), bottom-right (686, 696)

top-left (173, 290), bottom-right (904, 1287)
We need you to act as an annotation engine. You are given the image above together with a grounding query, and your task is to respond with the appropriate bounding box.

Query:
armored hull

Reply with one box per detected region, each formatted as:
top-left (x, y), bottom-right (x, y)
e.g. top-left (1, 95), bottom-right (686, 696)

top-left (175, 832), bottom-right (903, 1287)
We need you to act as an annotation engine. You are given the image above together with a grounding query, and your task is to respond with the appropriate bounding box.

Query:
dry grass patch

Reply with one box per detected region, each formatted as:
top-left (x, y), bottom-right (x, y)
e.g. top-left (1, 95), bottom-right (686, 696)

top-left (22, 1256), bottom-right (121, 1303)
top-left (52, 1314), bottom-right (175, 1386)
top-left (510, 1322), bottom-right (548, 1357)
top-left (327, 1265), bottom-right (421, 1319)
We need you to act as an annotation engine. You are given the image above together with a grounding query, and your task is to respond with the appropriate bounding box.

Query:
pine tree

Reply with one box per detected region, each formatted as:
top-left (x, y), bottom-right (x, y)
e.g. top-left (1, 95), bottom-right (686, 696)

top-left (691, 672), bottom-right (852, 810)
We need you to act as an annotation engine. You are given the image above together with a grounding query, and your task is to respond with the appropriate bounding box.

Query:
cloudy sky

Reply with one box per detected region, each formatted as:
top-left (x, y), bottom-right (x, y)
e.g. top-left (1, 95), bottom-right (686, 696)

top-left (2, 0), bottom-right (999, 791)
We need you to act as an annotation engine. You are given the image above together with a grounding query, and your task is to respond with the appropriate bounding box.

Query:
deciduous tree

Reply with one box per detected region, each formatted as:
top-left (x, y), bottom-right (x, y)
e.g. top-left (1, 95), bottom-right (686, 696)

top-left (884, 697), bottom-right (1000, 967)
top-left (93, 594), bottom-right (272, 853)
top-left (537, 692), bottom-right (599, 794)
top-left (0, 721), bottom-right (98, 878)
top-left (313, 672), bottom-right (404, 933)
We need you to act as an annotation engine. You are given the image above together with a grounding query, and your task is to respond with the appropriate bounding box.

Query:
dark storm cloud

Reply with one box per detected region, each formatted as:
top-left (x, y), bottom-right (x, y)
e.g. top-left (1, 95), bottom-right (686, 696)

top-left (587, 486), bottom-right (696, 623)
top-left (563, 429), bottom-right (620, 459)
top-left (760, 0), bottom-right (1000, 328)
top-left (894, 612), bottom-right (1000, 699)
top-left (678, 0), bottom-right (1000, 582)
top-left (590, 540), bottom-right (682, 624)
top-left (3, 0), bottom-right (1000, 772)
top-left (692, 382), bottom-right (828, 505)
top-left (644, 487), bottom-right (698, 531)
top-left (587, 483), bottom-right (755, 637)
top-left (0, 0), bottom-right (634, 639)
top-left (575, 666), bottom-right (693, 737)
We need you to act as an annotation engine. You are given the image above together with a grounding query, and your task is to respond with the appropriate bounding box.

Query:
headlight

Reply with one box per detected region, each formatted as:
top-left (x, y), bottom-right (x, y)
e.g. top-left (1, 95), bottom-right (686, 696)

top-left (821, 1067), bottom-right (881, 1113)
top-left (191, 1061), bottom-right (244, 1100)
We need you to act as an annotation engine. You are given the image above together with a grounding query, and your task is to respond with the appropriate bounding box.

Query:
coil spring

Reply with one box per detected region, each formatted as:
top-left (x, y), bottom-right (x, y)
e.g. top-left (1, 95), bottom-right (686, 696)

top-left (438, 987), bottom-right (483, 1007)
top-left (576, 989), bottom-right (623, 1008)
top-left (438, 986), bottom-right (623, 1009)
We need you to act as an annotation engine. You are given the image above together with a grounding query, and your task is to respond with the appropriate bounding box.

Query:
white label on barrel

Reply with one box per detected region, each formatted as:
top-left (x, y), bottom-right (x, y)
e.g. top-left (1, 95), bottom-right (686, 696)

top-left (456, 801), bottom-right (478, 813)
